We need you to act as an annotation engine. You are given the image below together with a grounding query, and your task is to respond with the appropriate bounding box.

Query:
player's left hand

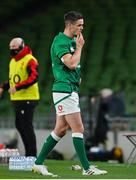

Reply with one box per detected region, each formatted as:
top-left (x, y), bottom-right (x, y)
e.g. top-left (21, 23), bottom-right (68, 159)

top-left (8, 87), bottom-right (16, 94)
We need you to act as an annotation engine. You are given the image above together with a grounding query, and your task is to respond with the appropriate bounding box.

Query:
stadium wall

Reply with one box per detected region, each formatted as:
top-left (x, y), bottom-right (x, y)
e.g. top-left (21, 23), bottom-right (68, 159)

top-left (0, 129), bottom-right (135, 163)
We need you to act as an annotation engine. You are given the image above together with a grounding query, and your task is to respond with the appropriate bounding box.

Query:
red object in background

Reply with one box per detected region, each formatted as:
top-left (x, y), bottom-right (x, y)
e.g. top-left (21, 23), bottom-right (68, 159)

top-left (0, 144), bottom-right (5, 149)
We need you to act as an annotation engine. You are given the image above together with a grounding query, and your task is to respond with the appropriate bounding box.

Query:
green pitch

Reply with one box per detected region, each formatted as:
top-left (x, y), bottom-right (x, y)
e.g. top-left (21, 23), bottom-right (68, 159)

top-left (0, 160), bottom-right (135, 179)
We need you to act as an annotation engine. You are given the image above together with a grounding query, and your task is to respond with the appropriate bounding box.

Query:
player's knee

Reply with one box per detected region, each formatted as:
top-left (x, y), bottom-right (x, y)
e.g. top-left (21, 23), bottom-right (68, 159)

top-left (59, 128), bottom-right (67, 137)
top-left (72, 125), bottom-right (84, 133)
top-left (54, 127), bottom-right (67, 137)
top-left (79, 126), bottom-right (84, 133)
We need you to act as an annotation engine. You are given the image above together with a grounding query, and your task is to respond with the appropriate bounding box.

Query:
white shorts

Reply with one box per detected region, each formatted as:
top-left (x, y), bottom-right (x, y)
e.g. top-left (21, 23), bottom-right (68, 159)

top-left (53, 92), bottom-right (80, 116)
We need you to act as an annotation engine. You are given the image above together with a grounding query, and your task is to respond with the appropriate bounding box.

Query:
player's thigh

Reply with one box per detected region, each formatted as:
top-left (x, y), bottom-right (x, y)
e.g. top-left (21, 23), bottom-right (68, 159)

top-left (65, 112), bottom-right (84, 133)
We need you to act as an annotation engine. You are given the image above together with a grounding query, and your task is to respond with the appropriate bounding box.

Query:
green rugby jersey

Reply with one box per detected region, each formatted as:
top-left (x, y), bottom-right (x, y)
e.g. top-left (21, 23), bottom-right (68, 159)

top-left (50, 32), bottom-right (81, 93)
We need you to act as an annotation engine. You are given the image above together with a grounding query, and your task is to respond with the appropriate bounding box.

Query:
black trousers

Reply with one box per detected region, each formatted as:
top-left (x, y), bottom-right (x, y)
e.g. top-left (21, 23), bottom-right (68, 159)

top-left (12, 100), bottom-right (38, 156)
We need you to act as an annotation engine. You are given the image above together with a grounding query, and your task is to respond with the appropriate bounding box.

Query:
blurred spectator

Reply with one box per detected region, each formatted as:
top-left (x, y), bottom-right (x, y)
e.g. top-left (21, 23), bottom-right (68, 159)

top-left (93, 89), bottom-right (113, 147)
top-left (89, 88), bottom-right (126, 148)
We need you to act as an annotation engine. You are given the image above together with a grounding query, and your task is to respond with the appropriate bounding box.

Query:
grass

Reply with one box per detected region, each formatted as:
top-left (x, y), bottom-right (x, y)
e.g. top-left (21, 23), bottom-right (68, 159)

top-left (0, 160), bottom-right (135, 179)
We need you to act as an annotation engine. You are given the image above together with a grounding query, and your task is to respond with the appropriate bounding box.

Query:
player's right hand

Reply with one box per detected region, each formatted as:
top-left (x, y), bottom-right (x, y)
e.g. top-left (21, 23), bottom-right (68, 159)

top-left (76, 33), bottom-right (85, 49)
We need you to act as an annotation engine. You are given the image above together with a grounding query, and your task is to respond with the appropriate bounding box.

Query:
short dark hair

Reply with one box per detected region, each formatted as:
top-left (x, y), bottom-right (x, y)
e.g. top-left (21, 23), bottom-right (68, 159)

top-left (64, 11), bottom-right (83, 25)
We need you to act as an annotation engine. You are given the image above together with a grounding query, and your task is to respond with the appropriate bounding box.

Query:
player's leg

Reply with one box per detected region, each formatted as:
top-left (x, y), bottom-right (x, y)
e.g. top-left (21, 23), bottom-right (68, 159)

top-left (35, 115), bottom-right (68, 165)
top-left (64, 91), bottom-right (107, 175)
top-left (65, 112), bottom-right (107, 175)
top-left (32, 115), bottom-right (68, 176)
top-left (65, 112), bottom-right (90, 170)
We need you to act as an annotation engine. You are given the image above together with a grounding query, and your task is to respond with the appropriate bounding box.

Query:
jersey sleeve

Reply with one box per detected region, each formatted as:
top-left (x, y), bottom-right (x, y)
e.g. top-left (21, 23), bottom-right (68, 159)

top-left (54, 41), bottom-right (70, 59)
